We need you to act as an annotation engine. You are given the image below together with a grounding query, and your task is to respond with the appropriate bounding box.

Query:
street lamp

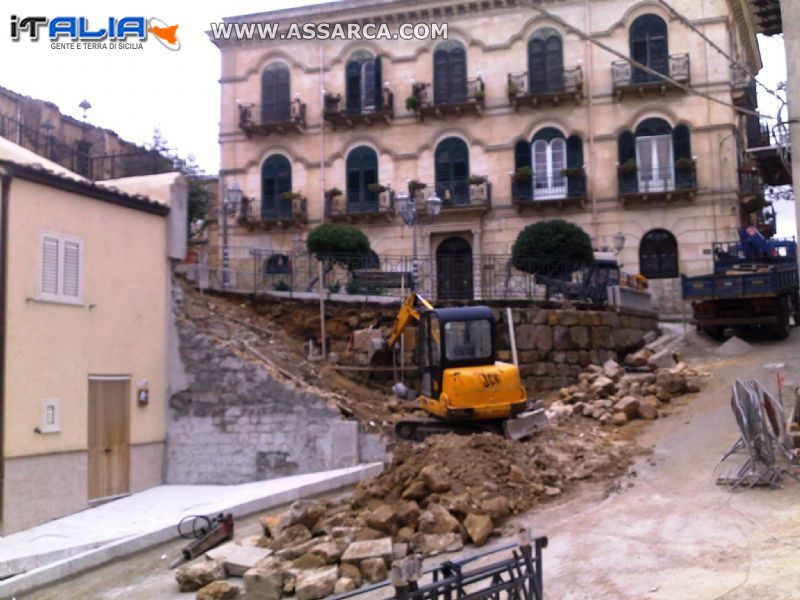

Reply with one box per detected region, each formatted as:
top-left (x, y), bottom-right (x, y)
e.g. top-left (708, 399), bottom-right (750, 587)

top-left (398, 186), bottom-right (442, 291)
top-left (221, 180), bottom-right (242, 289)
top-left (612, 231), bottom-right (626, 255)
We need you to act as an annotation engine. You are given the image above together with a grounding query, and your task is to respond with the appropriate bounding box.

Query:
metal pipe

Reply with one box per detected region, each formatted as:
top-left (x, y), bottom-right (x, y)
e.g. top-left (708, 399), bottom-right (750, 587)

top-left (318, 260), bottom-right (326, 358)
top-left (319, 41), bottom-right (326, 218)
top-left (584, 0), bottom-right (598, 237)
top-left (0, 170), bottom-right (10, 525)
top-left (506, 307), bottom-right (519, 366)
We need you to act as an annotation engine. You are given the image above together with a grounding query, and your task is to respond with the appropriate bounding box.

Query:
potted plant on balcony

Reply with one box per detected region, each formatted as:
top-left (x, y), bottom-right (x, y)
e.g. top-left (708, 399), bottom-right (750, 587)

top-left (367, 183), bottom-right (387, 193)
top-left (618, 158), bottom-right (638, 173)
top-left (468, 175), bottom-right (487, 185)
top-left (560, 166), bottom-right (584, 178)
top-left (405, 94), bottom-right (421, 111)
top-left (513, 166), bottom-right (533, 182)
top-left (507, 81), bottom-right (520, 98)
top-left (472, 88), bottom-right (485, 101)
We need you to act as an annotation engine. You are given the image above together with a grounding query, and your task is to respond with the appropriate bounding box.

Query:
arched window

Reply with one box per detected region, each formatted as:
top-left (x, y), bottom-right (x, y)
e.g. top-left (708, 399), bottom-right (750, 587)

top-left (635, 117), bottom-right (673, 193)
top-left (528, 28), bottom-right (563, 94)
top-left (435, 137), bottom-right (470, 205)
top-left (261, 63), bottom-right (290, 123)
top-left (261, 155), bottom-right (292, 220)
top-left (639, 229), bottom-right (678, 279)
top-left (346, 146), bottom-right (379, 213)
top-left (630, 14), bottom-right (668, 83)
top-left (345, 50), bottom-right (382, 115)
top-left (433, 41), bottom-right (467, 105)
top-left (532, 128), bottom-right (567, 199)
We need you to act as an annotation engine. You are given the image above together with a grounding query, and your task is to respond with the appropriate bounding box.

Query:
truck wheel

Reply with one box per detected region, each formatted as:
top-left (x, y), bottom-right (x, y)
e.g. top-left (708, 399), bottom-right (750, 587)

top-left (774, 297), bottom-right (791, 340)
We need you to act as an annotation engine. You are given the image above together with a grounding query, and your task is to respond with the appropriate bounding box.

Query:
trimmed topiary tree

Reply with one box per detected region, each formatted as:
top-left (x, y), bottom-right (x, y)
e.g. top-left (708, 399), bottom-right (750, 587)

top-left (307, 223), bottom-right (371, 257)
top-left (511, 219), bottom-right (594, 276)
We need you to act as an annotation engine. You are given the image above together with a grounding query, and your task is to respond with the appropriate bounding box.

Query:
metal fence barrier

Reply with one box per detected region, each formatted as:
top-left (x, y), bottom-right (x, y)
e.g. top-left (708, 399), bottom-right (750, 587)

top-left (187, 245), bottom-right (648, 307)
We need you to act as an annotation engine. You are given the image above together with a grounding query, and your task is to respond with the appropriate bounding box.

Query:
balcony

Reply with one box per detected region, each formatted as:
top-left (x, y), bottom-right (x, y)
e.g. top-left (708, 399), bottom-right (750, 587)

top-left (322, 89), bottom-right (394, 129)
top-left (747, 118), bottom-right (792, 186)
top-left (737, 169), bottom-right (766, 213)
top-left (408, 78), bottom-right (484, 120)
top-left (325, 189), bottom-right (394, 223)
top-left (238, 99), bottom-right (307, 137)
top-left (507, 66), bottom-right (583, 110)
top-left (511, 169), bottom-right (587, 210)
top-left (238, 194), bottom-right (308, 230)
top-left (731, 65), bottom-right (756, 109)
top-left (618, 162), bottom-right (697, 204)
top-left (425, 178), bottom-right (492, 216)
top-left (612, 54), bottom-right (690, 99)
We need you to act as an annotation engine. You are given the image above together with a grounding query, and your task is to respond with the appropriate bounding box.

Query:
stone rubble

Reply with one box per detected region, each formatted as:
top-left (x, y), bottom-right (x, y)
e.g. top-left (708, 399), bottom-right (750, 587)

top-left (546, 354), bottom-right (708, 427)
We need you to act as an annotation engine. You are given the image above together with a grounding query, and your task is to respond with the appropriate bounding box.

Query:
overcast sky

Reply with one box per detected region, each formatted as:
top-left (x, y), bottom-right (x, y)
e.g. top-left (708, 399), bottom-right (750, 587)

top-left (0, 1), bottom-right (793, 234)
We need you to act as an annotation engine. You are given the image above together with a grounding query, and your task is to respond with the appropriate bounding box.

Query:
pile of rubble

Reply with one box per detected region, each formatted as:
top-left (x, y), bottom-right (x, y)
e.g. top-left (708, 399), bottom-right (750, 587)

top-left (175, 428), bottom-right (632, 599)
top-left (547, 355), bottom-right (707, 427)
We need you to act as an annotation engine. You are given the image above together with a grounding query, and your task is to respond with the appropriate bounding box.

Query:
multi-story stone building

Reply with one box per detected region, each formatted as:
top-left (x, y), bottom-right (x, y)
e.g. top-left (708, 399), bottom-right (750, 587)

top-left (212, 0), bottom-right (776, 313)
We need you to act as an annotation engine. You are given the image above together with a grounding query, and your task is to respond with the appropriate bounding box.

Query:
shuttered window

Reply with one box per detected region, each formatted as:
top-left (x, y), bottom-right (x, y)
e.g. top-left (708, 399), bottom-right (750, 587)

top-left (39, 232), bottom-right (83, 303)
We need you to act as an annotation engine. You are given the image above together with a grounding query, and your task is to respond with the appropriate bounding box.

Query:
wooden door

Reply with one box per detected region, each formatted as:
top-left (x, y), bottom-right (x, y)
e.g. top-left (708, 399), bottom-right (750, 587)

top-left (88, 379), bottom-right (130, 500)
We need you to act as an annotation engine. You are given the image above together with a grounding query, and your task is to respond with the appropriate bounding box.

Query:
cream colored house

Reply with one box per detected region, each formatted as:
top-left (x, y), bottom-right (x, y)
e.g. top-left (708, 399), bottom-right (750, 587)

top-left (212, 0), bottom-right (772, 313)
top-left (0, 138), bottom-right (186, 534)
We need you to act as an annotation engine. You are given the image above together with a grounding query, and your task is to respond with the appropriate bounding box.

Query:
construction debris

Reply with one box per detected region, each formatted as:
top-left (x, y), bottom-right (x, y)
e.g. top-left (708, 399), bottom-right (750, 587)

top-left (715, 336), bottom-right (753, 357)
top-left (546, 358), bottom-right (708, 426)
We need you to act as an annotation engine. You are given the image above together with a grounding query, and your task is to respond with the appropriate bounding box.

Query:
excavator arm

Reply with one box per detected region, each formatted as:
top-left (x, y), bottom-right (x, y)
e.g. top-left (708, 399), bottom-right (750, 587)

top-left (385, 291), bottom-right (434, 349)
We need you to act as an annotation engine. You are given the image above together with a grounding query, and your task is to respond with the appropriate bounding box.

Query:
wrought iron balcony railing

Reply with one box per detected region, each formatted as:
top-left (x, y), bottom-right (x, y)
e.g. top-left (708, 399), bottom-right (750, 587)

top-left (511, 170), bottom-right (587, 207)
top-left (612, 53), bottom-right (690, 97)
top-left (410, 77), bottom-right (485, 119)
top-left (325, 189), bottom-right (394, 221)
top-left (618, 163), bottom-right (697, 200)
top-left (238, 99), bottom-right (307, 136)
top-left (322, 88), bottom-right (394, 128)
top-left (238, 194), bottom-right (308, 229)
top-left (507, 66), bottom-right (583, 108)
top-left (426, 179), bottom-right (492, 213)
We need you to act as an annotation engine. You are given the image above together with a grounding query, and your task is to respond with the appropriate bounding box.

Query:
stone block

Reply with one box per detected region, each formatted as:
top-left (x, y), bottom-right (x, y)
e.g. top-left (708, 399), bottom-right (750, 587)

top-left (341, 537), bottom-right (393, 564)
top-left (224, 545), bottom-right (273, 577)
top-left (295, 566), bottom-right (339, 600)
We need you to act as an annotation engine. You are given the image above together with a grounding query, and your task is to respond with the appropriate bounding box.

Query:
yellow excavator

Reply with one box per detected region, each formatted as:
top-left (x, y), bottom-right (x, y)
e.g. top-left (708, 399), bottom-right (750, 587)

top-left (379, 292), bottom-right (547, 441)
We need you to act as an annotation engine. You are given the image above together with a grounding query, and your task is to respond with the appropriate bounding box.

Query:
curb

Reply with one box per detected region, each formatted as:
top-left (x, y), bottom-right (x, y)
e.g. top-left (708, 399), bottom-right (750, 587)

top-left (0, 462), bottom-right (384, 599)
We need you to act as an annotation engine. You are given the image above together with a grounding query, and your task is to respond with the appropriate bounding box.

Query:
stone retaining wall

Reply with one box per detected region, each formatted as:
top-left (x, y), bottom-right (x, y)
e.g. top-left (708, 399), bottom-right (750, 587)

top-left (493, 307), bottom-right (658, 392)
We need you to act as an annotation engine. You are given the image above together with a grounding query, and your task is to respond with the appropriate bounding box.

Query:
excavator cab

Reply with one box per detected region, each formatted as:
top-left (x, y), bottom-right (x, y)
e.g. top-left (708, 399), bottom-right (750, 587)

top-left (418, 307), bottom-right (496, 400)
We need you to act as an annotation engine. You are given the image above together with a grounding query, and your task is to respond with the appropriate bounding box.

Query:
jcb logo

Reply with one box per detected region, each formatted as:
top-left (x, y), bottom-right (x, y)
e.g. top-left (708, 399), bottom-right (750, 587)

top-left (479, 372), bottom-right (501, 388)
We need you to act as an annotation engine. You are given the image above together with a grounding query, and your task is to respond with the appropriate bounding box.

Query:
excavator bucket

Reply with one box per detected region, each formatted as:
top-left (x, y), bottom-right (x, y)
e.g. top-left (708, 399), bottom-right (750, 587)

top-left (502, 401), bottom-right (549, 440)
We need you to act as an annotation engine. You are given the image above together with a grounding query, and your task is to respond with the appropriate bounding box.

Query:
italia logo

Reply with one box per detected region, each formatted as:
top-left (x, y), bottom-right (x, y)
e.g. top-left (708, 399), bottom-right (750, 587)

top-left (10, 15), bottom-right (180, 50)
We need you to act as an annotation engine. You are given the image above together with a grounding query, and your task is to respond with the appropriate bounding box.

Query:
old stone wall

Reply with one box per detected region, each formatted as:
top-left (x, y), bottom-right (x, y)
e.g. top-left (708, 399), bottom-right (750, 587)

top-left (493, 307), bottom-right (658, 393)
top-left (166, 320), bottom-right (385, 485)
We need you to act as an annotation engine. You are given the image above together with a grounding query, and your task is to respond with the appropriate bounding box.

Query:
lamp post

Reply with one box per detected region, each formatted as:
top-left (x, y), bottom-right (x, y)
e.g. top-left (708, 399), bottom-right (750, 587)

top-left (398, 186), bottom-right (442, 291)
top-left (222, 180), bottom-right (242, 289)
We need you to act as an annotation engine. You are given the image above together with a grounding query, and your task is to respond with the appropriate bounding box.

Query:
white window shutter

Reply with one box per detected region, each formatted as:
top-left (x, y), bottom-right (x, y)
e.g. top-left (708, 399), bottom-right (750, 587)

top-left (41, 236), bottom-right (60, 295)
top-left (62, 240), bottom-right (80, 298)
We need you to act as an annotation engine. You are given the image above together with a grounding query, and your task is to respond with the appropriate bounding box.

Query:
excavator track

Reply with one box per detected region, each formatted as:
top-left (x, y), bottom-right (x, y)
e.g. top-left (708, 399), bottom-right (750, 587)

top-left (394, 403), bottom-right (547, 442)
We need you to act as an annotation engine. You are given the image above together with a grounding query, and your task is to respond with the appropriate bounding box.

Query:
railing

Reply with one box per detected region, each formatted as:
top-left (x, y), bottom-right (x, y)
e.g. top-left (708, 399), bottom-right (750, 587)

top-left (0, 112), bottom-right (175, 180)
top-left (412, 77), bottom-right (485, 110)
top-left (612, 53), bottom-right (690, 90)
top-left (190, 246), bottom-right (644, 306)
top-left (731, 64), bottom-right (752, 90)
top-left (325, 190), bottom-right (394, 219)
top-left (322, 89), bottom-right (394, 123)
top-left (738, 169), bottom-right (764, 197)
top-left (507, 66), bottom-right (583, 98)
top-left (433, 180), bottom-right (492, 210)
top-left (618, 164), bottom-right (697, 196)
top-left (511, 170), bottom-right (587, 203)
top-left (238, 99), bottom-right (307, 132)
top-left (755, 206), bottom-right (777, 238)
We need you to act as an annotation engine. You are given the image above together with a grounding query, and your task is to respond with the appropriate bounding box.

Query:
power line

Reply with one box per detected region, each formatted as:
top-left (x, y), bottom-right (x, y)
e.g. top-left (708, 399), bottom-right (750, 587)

top-left (654, 0), bottom-right (784, 102)
top-left (526, 0), bottom-right (776, 122)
